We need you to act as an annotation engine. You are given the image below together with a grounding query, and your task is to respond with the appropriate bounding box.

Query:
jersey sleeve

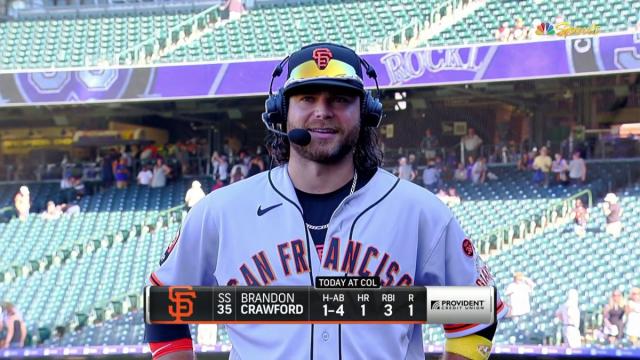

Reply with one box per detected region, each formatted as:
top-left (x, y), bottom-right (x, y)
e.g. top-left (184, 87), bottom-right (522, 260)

top-left (149, 197), bottom-right (219, 287)
top-left (416, 216), bottom-right (508, 338)
top-left (145, 198), bottom-right (219, 348)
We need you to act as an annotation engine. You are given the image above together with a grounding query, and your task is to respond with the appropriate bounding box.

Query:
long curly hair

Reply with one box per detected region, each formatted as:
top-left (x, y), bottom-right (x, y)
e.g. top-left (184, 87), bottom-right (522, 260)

top-left (265, 125), bottom-right (383, 174)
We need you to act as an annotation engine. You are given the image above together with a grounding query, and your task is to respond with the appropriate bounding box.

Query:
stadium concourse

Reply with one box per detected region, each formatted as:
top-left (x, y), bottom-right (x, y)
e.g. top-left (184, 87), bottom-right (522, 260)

top-left (1, 0), bottom-right (640, 359)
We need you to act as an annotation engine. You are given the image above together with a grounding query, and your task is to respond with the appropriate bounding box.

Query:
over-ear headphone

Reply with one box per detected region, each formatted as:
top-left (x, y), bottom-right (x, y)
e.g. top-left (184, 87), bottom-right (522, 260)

top-left (261, 45), bottom-right (384, 132)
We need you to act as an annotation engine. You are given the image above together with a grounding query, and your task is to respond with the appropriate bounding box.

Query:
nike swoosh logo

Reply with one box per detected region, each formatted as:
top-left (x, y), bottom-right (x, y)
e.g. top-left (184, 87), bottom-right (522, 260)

top-left (257, 203), bottom-right (282, 216)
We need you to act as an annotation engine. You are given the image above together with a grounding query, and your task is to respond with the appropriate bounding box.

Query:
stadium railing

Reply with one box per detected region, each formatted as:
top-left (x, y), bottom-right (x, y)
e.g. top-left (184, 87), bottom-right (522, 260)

top-left (477, 188), bottom-right (592, 256)
top-left (115, 4), bottom-right (220, 65)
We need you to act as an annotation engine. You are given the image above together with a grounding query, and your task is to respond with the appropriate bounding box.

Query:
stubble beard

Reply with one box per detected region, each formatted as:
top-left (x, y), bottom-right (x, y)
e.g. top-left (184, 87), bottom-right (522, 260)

top-left (292, 125), bottom-right (360, 165)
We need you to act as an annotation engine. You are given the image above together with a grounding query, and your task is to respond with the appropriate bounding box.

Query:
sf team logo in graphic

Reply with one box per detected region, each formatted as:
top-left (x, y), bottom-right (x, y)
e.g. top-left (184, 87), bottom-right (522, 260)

top-left (462, 239), bottom-right (474, 257)
top-left (312, 48), bottom-right (333, 69)
top-left (168, 286), bottom-right (196, 321)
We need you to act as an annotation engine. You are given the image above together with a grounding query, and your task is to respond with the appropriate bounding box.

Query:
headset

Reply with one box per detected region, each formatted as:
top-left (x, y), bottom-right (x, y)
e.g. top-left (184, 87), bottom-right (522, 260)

top-left (261, 44), bottom-right (384, 134)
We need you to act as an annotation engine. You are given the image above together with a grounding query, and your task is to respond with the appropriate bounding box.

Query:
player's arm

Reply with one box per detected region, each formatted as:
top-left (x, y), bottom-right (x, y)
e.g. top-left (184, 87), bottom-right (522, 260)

top-left (146, 197), bottom-right (219, 359)
top-left (417, 215), bottom-right (506, 360)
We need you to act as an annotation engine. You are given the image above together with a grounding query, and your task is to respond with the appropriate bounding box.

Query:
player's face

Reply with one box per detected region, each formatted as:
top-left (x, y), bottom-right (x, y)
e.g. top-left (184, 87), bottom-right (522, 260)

top-left (287, 89), bottom-right (361, 164)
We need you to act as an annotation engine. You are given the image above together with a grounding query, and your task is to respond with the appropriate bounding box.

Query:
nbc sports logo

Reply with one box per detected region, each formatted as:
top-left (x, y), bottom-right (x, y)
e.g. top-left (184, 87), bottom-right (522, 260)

top-left (536, 22), bottom-right (555, 35)
top-left (431, 301), bottom-right (441, 310)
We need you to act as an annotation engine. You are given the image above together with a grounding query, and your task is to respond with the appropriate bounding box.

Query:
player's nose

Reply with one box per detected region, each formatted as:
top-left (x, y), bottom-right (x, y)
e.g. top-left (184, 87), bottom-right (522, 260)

top-left (311, 96), bottom-right (334, 120)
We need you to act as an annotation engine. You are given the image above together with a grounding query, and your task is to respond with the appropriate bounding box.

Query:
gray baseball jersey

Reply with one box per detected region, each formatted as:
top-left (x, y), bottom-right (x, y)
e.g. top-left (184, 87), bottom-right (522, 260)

top-left (149, 165), bottom-right (507, 359)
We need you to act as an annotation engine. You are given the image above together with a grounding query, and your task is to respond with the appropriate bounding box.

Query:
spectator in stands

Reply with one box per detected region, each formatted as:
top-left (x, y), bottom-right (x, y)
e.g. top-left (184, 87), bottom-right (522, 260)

top-left (211, 178), bottom-right (225, 192)
top-left (573, 199), bottom-right (588, 238)
top-left (0, 302), bottom-right (26, 348)
top-left (435, 189), bottom-right (449, 204)
top-left (230, 165), bottom-right (245, 184)
top-left (100, 149), bottom-right (116, 189)
top-left (120, 145), bottom-right (133, 169)
top-left (236, 150), bottom-right (250, 177)
top-left (532, 146), bottom-right (552, 187)
top-left (465, 156), bottom-right (475, 180)
top-left (495, 21), bottom-right (511, 42)
top-left (602, 193), bottom-right (623, 237)
top-left (471, 156), bottom-right (487, 184)
top-left (462, 127), bottom-right (483, 158)
top-left (137, 165), bottom-right (153, 186)
top-left (41, 201), bottom-right (62, 221)
top-left (176, 141), bottom-right (190, 176)
top-left (115, 158), bottom-right (130, 189)
top-left (60, 203), bottom-right (80, 217)
top-left (140, 144), bottom-right (158, 162)
top-left (447, 187), bottom-right (461, 206)
top-left (217, 155), bottom-right (229, 185)
top-left (555, 289), bottom-right (581, 348)
top-left (568, 151), bottom-right (587, 184)
top-left (517, 152), bottom-right (532, 171)
top-left (626, 287), bottom-right (640, 346)
top-left (509, 17), bottom-right (527, 41)
top-left (185, 181), bottom-right (206, 209)
top-left (395, 157), bottom-right (416, 182)
top-left (552, 153), bottom-right (569, 185)
top-left (211, 151), bottom-right (221, 179)
top-left (197, 324), bottom-right (218, 346)
top-left (505, 272), bottom-right (535, 321)
top-left (71, 176), bottom-right (85, 200)
top-left (422, 160), bottom-right (440, 193)
top-left (247, 156), bottom-right (265, 178)
top-left (151, 158), bottom-right (172, 188)
top-left (419, 128), bottom-right (438, 161)
top-left (453, 162), bottom-right (468, 182)
top-left (603, 289), bottom-right (626, 345)
top-left (60, 173), bottom-right (73, 190)
top-left (13, 186), bottom-right (30, 221)
top-left (408, 153), bottom-right (417, 177)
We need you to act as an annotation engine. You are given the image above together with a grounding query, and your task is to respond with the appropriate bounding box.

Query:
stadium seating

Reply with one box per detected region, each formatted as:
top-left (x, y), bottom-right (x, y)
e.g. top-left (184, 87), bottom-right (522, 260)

top-left (0, 178), bottom-right (215, 340)
top-left (160, 0), bottom-right (437, 63)
top-left (0, 178), bottom-right (206, 277)
top-left (422, 181), bottom-right (640, 346)
top-left (2, 0), bottom-right (638, 69)
top-left (0, 182), bottom-right (59, 211)
top-left (0, 9), bottom-right (199, 69)
top-left (427, 0), bottom-right (639, 47)
top-left (441, 160), bottom-right (639, 250)
top-left (0, 162), bottom-right (640, 346)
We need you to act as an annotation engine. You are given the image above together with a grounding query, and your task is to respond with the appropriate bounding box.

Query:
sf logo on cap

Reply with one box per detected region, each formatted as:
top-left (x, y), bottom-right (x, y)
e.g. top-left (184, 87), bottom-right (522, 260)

top-left (312, 48), bottom-right (333, 70)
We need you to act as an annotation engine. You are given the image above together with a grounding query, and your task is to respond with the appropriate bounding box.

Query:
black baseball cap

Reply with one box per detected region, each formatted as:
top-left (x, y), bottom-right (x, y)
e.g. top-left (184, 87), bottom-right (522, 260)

top-left (283, 43), bottom-right (365, 96)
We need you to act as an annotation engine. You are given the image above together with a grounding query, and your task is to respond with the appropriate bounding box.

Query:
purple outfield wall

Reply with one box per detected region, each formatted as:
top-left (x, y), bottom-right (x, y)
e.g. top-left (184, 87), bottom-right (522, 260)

top-left (0, 32), bottom-right (638, 107)
top-left (2, 344), bottom-right (640, 358)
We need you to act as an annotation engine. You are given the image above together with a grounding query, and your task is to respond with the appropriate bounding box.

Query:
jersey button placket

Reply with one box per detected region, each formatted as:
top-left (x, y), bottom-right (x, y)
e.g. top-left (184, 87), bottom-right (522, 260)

top-left (321, 330), bottom-right (330, 342)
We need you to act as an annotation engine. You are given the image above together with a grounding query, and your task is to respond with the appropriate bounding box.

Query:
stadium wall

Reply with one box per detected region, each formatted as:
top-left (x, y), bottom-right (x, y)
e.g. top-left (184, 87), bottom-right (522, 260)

top-left (0, 32), bottom-right (638, 107)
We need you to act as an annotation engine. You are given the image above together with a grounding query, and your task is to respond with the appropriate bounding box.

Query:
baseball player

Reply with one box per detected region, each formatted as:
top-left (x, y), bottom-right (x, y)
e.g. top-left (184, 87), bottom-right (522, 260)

top-left (145, 43), bottom-right (507, 360)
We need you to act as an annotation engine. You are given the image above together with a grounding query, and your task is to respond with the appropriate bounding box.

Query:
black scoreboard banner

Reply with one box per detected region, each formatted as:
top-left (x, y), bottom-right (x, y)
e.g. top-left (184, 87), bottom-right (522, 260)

top-left (145, 278), bottom-right (496, 325)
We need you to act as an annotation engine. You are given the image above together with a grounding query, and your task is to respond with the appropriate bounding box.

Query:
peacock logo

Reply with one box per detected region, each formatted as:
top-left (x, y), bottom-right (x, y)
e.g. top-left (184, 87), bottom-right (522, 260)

top-left (536, 22), bottom-right (555, 35)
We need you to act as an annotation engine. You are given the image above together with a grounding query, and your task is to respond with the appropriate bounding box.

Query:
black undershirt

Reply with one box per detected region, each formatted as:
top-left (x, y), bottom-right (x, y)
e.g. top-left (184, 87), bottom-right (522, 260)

top-left (295, 169), bottom-right (375, 259)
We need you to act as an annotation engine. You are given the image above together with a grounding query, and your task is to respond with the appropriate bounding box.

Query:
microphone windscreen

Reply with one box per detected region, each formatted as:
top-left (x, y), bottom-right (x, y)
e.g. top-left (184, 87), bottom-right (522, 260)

top-left (288, 129), bottom-right (312, 146)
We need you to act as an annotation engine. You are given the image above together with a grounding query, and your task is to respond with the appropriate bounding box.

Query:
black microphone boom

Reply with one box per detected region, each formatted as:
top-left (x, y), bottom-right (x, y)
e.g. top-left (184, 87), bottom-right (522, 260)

top-left (266, 126), bottom-right (312, 146)
top-left (287, 128), bottom-right (311, 146)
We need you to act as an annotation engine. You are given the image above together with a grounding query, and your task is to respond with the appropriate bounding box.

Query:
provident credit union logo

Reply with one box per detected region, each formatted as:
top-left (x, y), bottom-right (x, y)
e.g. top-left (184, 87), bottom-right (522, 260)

top-left (168, 286), bottom-right (196, 321)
